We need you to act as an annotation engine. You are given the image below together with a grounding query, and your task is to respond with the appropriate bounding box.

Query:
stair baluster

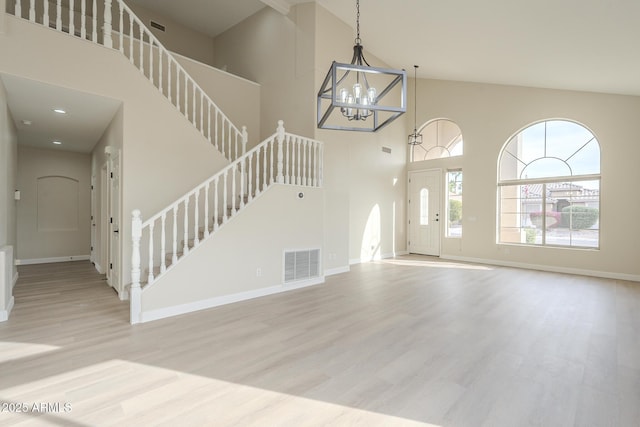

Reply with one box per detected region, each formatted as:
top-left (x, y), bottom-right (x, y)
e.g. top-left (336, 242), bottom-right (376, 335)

top-left (68, 0), bottom-right (74, 36)
top-left (92, 0), bottom-right (97, 42)
top-left (129, 122), bottom-right (324, 324)
top-left (56, 0), bottom-right (61, 31)
top-left (160, 213), bottom-right (167, 273)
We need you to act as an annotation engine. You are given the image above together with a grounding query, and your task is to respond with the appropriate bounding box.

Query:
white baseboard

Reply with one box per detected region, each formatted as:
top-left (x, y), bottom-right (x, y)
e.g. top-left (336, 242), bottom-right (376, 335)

top-left (382, 251), bottom-right (409, 259)
top-left (119, 289), bottom-right (129, 301)
top-left (0, 296), bottom-right (15, 322)
top-left (94, 262), bottom-right (104, 274)
top-left (12, 271), bottom-right (18, 289)
top-left (16, 255), bottom-right (91, 265)
top-left (325, 266), bottom-right (350, 276)
top-left (350, 251), bottom-right (409, 266)
top-left (139, 278), bottom-right (325, 324)
top-left (441, 255), bottom-right (640, 282)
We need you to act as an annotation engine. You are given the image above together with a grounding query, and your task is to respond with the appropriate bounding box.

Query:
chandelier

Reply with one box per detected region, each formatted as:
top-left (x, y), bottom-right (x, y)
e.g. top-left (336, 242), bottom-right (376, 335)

top-left (408, 65), bottom-right (423, 145)
top-left (317, 0), bottom-right (406, 132)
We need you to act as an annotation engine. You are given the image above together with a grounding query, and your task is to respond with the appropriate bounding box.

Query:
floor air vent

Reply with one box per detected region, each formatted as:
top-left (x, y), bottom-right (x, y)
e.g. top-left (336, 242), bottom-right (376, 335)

top-left (284, 249), bottom-right (320, 283)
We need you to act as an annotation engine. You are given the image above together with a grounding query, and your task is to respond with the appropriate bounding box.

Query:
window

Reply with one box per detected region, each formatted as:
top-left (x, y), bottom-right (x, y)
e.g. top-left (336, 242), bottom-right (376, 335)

top-left (498, 120), bottom-right (600, 248)
top-left (446, 171), bottom-right (462, 237)
top-left (411, 119), bottom-right (463, 162)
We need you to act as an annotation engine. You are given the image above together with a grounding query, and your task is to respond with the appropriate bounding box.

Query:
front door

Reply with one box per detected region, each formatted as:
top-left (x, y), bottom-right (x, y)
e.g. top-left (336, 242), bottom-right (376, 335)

top-left (408, 169), bottom-right (441, 256)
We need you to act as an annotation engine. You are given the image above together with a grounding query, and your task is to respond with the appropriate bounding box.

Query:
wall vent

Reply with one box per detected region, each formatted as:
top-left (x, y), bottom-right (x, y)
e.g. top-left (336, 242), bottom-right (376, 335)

top-left (150, 21), bottom-right (166, 32)
top-left (284, 249), bottom-right (320, 283)
top-left (382, 146), bottom-right (392, 154)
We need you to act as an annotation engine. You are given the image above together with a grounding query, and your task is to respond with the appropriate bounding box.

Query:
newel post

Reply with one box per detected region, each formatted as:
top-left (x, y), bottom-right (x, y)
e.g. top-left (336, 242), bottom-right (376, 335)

top-left (130, 209), bottom-right (142, 324)
top-left (103, 0), bottom-right (113, 48)
top-left (276, 120), bottom-right (285, 184)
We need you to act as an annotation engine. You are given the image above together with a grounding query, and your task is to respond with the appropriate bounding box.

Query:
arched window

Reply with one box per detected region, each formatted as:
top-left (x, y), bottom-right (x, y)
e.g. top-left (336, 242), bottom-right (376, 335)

top-left (498, 119), bottom-right (600, 248)
top-left (411, 119), bottom-right (463, 162)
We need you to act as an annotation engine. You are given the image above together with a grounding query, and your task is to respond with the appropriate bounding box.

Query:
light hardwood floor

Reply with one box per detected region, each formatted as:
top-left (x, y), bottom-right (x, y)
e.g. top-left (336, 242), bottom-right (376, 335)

top-left (1, 257), bottom-right (639, 426)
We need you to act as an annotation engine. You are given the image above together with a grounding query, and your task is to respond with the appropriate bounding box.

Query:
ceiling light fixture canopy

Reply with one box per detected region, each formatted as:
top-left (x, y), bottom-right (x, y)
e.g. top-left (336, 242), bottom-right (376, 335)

top-left (408, 65), bottom-right (423, 145)
top-left (317, 0), bottom-right (406, 132)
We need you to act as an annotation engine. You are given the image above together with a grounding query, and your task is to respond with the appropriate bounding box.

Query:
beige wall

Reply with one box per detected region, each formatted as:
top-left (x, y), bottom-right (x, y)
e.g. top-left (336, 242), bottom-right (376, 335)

top-left (408, 79), bottom-right (640, 278)
top-left (0, 74), bottom-right (17, 316)
top-left (314, 5), bottom-right (408, 267)
top-left (17, 145), bottom-right (91, 261)
top-left (175, 54), bottom-right (261, 149)
top-left (91, 105), bottom-right (123, 273)
top-left (0, 0), bottom-right (6, 33)
top-left (0, 76), bottom-right (17, 251)
top-left (0, 16), bottom-right (231, 285)
top-left (125, 1), bottom-right (215, 66)
top-left (141, 185), bottom-right (324, 317)
top-left (214, 4), bottom-right (317, 139)
top-left (214, 4), bottom-right (409, 272)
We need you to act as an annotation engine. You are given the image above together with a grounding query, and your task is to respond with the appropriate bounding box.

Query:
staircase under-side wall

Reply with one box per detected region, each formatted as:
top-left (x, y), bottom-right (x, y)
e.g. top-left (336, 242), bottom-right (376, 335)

top-left (130, 121), bottom-right (324, 324)
top-left (6, 0), bottom-right (326, 324)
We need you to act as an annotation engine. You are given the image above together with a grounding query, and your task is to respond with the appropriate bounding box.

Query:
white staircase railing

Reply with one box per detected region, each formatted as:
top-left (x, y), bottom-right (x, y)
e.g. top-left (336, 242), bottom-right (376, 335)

top-left (130, 121), bottom-right (323, 324)
top-left (8, 0), bottom-right (247, 161)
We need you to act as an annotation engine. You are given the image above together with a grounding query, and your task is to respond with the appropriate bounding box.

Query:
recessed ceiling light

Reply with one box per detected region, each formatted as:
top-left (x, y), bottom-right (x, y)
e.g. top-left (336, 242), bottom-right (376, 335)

top-left (22, 119), bottom-right (32, 126)
top-left (52, 141), bottom-right (62, 145)
top-left (53, 109), bottom-right (66, 114)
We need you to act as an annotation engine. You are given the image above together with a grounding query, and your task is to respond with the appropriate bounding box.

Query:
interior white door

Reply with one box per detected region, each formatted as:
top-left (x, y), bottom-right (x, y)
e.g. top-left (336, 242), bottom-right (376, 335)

top-left (108, 151), bottom-right (121, 294)
top-left (408, 169), bottom-right (441, 256)
top-left (101, 165), bottom-right (109, 277)
top-left (90, 174), bottom-right (96, 266)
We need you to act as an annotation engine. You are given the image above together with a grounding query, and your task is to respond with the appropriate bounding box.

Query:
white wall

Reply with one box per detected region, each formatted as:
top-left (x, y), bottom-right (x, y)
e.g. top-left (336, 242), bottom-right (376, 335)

top-left (16, 145), bottom-right (91, 262)
top-left (408, 79), bottom-right (640, 279)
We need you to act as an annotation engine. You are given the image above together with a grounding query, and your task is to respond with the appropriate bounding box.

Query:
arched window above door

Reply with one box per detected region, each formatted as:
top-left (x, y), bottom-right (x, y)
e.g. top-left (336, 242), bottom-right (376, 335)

top-left (411, 119), bottom-right (463, 162)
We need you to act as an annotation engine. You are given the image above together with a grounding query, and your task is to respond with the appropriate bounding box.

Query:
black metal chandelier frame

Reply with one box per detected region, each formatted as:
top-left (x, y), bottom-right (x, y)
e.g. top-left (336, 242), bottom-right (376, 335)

top-left (316, 0), bottom-right (407, 132)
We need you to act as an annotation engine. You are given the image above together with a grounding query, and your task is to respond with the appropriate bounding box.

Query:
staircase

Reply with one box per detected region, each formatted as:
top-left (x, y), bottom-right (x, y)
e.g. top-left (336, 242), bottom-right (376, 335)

top-left (7, 0), bottom-right (325, 324)
top-left (130, 120), bottom-right (323, 323)
top-left (8, 0), bottom-right (247, 161)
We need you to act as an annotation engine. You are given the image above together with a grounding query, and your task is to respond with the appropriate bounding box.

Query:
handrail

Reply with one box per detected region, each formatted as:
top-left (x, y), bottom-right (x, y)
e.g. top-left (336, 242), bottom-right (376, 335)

top-left (130, 120), bottom-right (323, 323)
top-left (114, 0), bottom-right (246, 160)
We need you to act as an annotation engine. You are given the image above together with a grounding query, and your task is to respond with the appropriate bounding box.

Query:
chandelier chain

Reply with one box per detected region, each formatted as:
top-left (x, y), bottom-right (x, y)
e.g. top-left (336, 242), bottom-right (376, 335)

top-left (355, 0), bottom-right (361, 45)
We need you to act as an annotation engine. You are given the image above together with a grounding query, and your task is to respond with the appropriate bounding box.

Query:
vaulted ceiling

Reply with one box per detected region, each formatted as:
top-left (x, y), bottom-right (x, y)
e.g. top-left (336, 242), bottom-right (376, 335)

top-left (127, 0), bottom-right (640, 97)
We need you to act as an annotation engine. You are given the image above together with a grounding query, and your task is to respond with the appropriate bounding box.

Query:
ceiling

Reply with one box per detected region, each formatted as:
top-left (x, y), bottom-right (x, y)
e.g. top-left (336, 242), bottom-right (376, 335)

top-left (129, 0), bottom-right (640, 96)
top-left (4, 1), bottom-right (638, 155)
top-left (1, 74), bottom-right (122, 153)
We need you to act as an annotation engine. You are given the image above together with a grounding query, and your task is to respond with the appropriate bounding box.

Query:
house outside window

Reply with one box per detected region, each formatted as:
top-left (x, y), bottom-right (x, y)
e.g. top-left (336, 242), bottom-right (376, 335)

top-left (498, 120), bottom-right (600, 248)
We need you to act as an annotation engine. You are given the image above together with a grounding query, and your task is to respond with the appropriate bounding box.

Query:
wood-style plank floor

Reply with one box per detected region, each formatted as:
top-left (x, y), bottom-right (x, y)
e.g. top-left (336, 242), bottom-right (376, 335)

top-left (1, 257), bottom-right (639, 426)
